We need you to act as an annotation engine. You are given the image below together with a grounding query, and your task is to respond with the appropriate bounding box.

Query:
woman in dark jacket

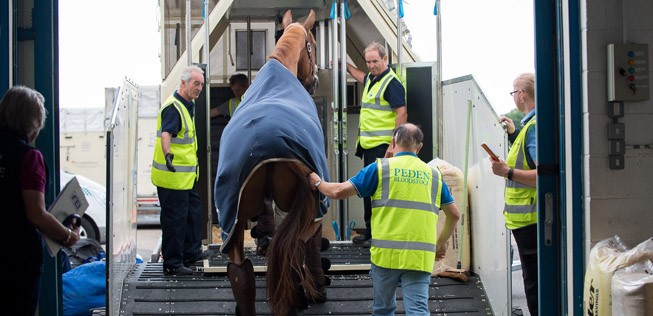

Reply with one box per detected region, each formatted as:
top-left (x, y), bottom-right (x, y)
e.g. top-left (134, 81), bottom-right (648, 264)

top-left (0, 85), bottom-right (81, 315)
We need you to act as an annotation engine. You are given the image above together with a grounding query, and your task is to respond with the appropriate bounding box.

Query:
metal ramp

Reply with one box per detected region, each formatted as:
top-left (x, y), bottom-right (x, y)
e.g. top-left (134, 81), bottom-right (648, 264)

top-left (119, 243), bottom-right (493, 315)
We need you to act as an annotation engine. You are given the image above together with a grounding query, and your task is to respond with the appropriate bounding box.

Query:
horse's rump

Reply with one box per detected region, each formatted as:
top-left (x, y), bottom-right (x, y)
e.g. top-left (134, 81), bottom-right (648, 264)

top-left (214, 59), bottom-right (329, 254)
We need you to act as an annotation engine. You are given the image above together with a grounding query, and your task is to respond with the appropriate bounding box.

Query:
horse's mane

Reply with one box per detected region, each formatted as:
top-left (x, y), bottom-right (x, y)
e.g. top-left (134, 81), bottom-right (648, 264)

top-left (268, 23), bottom-right (306, 76)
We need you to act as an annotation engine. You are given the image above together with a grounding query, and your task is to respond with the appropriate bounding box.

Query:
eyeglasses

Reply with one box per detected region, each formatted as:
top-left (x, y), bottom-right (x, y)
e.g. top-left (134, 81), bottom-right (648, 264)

top-left (510, 90), bottom-right (522, 96)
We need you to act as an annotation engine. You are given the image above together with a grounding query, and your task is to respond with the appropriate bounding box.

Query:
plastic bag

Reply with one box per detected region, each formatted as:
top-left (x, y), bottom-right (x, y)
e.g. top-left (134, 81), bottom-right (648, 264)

top-left (611, 239), bottom-right (653, 316)
top-left (63, 260), bottom-right (106, 316)
top-left (583, 236), bottom-right (653, 316)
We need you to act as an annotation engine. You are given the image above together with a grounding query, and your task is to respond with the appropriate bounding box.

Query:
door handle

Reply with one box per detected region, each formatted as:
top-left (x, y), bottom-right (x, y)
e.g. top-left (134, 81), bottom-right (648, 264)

top-left (544, 192), bottom-right (553, 246)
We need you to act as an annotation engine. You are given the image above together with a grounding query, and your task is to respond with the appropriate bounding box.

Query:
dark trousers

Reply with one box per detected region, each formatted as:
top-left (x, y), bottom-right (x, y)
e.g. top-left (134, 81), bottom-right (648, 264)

top-left (158, 183), bottom-right (202, 269)
top-left (512, 224), bottom-right (538, 316)
top-left (359, 143), bottom-right (389, 238)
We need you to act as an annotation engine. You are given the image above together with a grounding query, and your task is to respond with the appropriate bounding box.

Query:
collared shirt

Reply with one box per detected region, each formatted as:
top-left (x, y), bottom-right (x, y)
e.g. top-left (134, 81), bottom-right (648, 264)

top-left (161, 91), bottom-right (195, 136)
top-left (362, 67), bottom-right (406, 109)
top-left (521, 109), bottom-right (537, 164)
top-left (348, 152), bottom-right (454, 205)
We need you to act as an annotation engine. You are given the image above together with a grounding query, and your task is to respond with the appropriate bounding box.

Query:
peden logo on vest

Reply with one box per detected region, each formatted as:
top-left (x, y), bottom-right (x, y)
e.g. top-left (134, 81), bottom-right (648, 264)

top-left (393, 168), bottom-right (430, 185)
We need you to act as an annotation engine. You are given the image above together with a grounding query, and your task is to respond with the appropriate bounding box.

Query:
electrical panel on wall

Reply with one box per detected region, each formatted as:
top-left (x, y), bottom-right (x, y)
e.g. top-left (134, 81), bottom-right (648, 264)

top-left (607, 43), bottom-right (650, 102)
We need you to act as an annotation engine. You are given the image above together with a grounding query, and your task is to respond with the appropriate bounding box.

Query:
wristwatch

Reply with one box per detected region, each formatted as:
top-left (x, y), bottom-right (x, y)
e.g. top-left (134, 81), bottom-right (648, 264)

top-left (314, 180), bottom-right (322, 188)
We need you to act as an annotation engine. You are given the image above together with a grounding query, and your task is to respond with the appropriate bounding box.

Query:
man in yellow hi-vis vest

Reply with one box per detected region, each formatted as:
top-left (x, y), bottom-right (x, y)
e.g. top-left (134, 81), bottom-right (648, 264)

top-left (489, 73), bottom-right (538, 316)
top-left (151, 65), bottom-right (212, 276)
top-left (346, 42), bottom-right (408, 247)
top-left (209, 73), bottom-right (249, 119)
top-left (309, 123), bottom-right (459, 315)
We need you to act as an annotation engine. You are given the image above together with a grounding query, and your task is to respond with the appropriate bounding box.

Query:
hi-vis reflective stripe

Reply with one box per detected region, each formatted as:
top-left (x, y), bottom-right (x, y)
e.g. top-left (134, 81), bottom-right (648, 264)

top-left (373, 159), bottom-right (440, 214)
top-left (372, 75), bottom-right (394, 104)
top-left (506, 204), bottom-right (536, 214)
top-left (360, 130), bottom-right (394, 137)
top-left (152, 162), bottom-right (197, 173)
top-left (371, 239), bottom-right (437, 252)
top-left (156, 131), bottom-right (194, 144)
top-left (361, 102), bottom-right (393, 111)
top-left (372, 199), bottom-right (438, 214)
top-left (506, 179), bottom-right (532, 189)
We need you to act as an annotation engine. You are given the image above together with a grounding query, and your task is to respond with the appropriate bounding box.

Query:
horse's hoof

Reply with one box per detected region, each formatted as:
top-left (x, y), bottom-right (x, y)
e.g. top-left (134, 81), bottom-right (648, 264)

top-left (235, 305), bottom-right (257, 316)
top-left (324, 275), bottom-right (331, 286)
top-left (256, 236), bottom-right (272, 256)
top-left (308, 286), bottom-right (327, 304)
top-left (321, 257), bottom-right (331, 271)
top-left (320, 237), bottom-right (330, 251)
top-left (287, 307), bottom-right (305, 316)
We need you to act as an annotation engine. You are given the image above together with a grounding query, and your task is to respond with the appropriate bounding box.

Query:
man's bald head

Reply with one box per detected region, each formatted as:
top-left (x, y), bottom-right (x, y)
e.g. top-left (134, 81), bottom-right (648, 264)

top-left (393, 123), bottom-right (423, 151)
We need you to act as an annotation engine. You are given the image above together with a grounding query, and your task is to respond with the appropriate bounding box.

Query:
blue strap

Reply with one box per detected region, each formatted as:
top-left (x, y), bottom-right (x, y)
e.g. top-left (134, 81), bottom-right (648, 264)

top-left (434, 0), bottom-right (438, 15)
top-left (398, 0), bottom-right (404, 18)
top-left (330, 0), bottom-right (351, 20)
top-left (330, 0), bottom-right (336, 19)
top-left (332, 220), bottom-right (340, 241)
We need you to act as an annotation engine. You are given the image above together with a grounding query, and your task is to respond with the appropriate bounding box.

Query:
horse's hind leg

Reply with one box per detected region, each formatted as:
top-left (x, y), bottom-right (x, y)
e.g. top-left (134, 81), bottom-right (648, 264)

top-left (305, 223), bottom-right (330, 304)
top-left (250, 196), bottom-right (275, 256)
top-left (266, 162), bottom-right (325, 314)
top-left (227, 220), bottom-right (256, 316)
top-left (227, 165), bottom-right (270, 316)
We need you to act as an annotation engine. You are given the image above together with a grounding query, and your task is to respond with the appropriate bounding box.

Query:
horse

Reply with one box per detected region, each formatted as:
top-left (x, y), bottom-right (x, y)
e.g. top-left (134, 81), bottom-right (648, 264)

top-left (213, 9), bottom-right (330, 316)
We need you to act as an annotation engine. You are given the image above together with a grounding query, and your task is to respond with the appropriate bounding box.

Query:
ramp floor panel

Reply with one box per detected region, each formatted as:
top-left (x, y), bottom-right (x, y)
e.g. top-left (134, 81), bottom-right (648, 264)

top-left (119, 242), bottom-right (493, 315)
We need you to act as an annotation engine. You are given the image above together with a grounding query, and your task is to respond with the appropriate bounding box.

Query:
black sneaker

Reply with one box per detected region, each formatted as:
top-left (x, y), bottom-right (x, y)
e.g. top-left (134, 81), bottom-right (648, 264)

top-left (352, 234), bottom-right (370, 244)
top-left (184, 249), bottom-right (214, 266)
top-left (164, 265), bottom-right (194, 276)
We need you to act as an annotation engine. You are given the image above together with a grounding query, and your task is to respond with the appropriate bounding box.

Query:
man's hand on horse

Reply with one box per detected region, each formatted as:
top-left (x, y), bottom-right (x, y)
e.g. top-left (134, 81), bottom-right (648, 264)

top-left (308, 172), bottom-right (321, 190)
top-left (165, 153), bottom-right (176, 172)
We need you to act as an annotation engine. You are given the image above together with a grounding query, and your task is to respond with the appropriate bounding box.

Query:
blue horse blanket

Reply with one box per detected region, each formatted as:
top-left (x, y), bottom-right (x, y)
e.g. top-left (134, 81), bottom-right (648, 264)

top-left (214, 59), bottom-right (330, 253)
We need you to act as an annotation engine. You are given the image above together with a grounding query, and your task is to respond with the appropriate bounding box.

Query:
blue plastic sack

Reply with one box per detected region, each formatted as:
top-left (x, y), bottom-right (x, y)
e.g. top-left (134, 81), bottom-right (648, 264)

top-left (62, 260), bottom-right (106, 316)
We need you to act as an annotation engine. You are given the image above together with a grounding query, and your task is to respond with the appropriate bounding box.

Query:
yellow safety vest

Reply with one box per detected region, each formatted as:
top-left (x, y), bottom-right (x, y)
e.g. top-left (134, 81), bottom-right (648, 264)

top-left (370, 155), bottom-right (443, 273)
top-left (504, 116), bottom-right (537, 230)
top-left (358, 69), bottom-right (401, 149)
top-left (228, 97), bottom-right (241, 116)
top-left (151, 94), bottom-right (198, 190)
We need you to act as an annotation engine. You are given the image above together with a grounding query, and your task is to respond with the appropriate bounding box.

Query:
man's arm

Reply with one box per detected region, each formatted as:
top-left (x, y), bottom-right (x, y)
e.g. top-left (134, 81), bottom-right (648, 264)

top-left (346, 63), bottom-right (366, 84)
top-left (489, 158), bottom-right (537, 187)
top-left (309, 172), bottom-right (358, 200)
top-left (209, 107), bottom-right (221, 118)
top-left (436, 202), bottom-right (460, 259)
top-left (161, 131), bottom-right (173, 155)
top-left (210, 100), bottom-right (229, 118)
top-left (394, 106), bottom-right (408, 127)
top-left (512, 167), bottom-right (537, 187)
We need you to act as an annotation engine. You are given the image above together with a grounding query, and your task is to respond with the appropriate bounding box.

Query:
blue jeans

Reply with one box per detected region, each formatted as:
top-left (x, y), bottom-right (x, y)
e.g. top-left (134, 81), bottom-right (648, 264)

top-left (370, 263), bottom-right (431, 316)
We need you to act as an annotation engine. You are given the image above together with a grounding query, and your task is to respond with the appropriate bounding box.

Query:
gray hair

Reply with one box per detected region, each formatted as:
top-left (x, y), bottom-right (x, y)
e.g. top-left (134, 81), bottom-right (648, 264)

top-left (0, 85), bottom-right (47, 136)
top-left (364, 41), bottom-right (387, 59)
top-left (393, 123), bottom-right (423, 150)
top-left (180, 65), bottom-right (204, 83)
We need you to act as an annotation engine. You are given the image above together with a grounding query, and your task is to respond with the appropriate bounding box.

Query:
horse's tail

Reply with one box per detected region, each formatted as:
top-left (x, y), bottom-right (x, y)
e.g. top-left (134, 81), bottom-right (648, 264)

top-left (266, 168), bottom-right (319, 315)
